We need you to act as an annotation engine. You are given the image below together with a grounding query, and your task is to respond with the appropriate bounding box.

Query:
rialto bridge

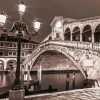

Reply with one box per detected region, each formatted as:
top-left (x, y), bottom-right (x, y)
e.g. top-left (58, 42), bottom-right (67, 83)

top-left (22, 16), bottom-right (100, 85)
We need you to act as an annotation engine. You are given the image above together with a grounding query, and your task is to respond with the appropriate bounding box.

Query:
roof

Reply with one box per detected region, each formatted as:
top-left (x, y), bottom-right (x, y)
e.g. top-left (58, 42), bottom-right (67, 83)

top-left (0, 30), bottom-right (39, 44)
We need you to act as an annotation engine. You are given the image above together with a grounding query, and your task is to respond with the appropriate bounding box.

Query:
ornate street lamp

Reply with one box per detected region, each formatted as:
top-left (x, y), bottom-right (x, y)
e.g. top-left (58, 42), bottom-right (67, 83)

top-left (0, 1), bottom-right (41, 90)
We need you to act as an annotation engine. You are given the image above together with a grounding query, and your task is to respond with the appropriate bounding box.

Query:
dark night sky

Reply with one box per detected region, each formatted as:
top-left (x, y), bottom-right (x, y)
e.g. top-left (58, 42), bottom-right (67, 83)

top-left (0, 0), bottom-right (100, 42)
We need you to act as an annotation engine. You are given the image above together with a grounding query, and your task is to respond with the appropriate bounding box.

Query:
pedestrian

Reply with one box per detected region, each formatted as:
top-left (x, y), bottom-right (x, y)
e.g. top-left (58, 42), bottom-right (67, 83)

top-left (66, 73), bottom-right (70, 90)
top-left (72, 72), bottom-right (75, 89)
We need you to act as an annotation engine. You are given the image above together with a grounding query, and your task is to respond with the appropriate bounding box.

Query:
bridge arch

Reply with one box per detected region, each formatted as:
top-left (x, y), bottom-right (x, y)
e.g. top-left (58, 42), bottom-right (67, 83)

top-left (29, 46), bottom-right (87, 78)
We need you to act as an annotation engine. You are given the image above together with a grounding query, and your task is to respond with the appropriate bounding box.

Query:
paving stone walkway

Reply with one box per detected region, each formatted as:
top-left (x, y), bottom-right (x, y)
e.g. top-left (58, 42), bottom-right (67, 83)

top-left (25, 88), bottom-right (100, 100)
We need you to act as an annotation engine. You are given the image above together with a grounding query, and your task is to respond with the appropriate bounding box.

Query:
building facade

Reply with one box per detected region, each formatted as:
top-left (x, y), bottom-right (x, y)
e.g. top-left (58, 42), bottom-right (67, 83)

top-left (0, 30), bottom-right (39, 70)
top-left (44, 16), bottom-right (100, 43)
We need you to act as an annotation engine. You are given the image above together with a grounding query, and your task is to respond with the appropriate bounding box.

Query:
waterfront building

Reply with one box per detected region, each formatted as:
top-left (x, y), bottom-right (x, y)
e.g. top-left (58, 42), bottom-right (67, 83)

top-left (0, 30), bottom-right (39, 71)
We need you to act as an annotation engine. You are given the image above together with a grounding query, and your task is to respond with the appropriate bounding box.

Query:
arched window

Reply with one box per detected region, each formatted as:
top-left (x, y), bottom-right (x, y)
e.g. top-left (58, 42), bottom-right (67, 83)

top-left (72, 27), bottom-right (80, 41)
top-left (94, 24), bottom-right (100, 42)
top-left (6, 60), bottom-right (16, 70)
top-left (0, 34), bottom-right (8, 41)
top-left (64, 28), bottom-right (71, 41)
top-left (48, 36), bottom-right (52, 40)
top-left (54, 21), bottom-right (62, 33)
top-left (82, 25), bottom-right (92, 42)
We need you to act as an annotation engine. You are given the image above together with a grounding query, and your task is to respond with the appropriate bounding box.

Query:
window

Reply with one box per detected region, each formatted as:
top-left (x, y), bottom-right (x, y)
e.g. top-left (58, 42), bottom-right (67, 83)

top-left (22, 44), bottom-right (25, 48)
top-left (54, 21), bottom-right (62, 32)
top-left (48, 36), bottom-right (52, 40)
top-left (0, 52), bottom-right (3, 56)
top-left (14, 43), bottom-right (16, 47)
top-left (0, 42), bottom-right (4, 46)
top-left (13, 52), bottom-right (16, 56)
top-left (22, 53), bottom-right (24, 56)
top-left (9, 43), bottom-right (12, 47)
top-left (56, 33), bottom-right (60, 38)
top-left (26, 44), bottom-right (28, 48)
top-left (33, 45), bottom-right (35, 49)
top-left (29, 44), bottom-right (32, 48)
top-left (9, 52), bottom-right (12, 55)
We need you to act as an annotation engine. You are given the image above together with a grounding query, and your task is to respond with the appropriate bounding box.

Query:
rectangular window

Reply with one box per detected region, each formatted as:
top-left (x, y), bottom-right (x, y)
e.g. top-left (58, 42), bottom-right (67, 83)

top-left (56, 33), bottom-right (60, 38)
top-left (9, 43), bottom-right (12, 47)
top-left (9, 52), bottom-right (12, 55)
top-left (1, 42), bottom-right (4, 46)
top-left (22, 53), bottom-right (24, 56)
top-left (22, 44), bottom-right (25, 48)
top-left (0, 52), bottom-right (3, 56)
top-left (13, 52), bottom-right (16, 56)
top-left (14, 43), bottom-right (16, 47)
top-left (26, 44), bottom-right (28, 48)
top-left (33, 45), bottom-right (35, 49)
top-left (29, 44), bottom-right (32, 48)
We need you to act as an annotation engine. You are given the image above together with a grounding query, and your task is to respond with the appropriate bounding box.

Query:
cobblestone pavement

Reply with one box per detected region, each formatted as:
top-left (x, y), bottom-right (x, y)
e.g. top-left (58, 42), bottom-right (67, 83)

top-left (25, 88), bottom-right (100, 100)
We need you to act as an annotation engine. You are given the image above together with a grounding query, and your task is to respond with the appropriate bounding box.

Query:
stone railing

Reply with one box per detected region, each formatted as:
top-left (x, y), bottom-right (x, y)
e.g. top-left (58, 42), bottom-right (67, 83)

top-left (41, 40), bottom-right (100, 51)
top-left (23, 40), bottom-right (100, 65)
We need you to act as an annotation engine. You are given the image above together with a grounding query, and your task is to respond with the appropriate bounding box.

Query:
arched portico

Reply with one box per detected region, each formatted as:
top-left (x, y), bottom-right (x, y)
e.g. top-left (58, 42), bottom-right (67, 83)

top-left (72, 26), bottom-right (80, 41)
top-left (82, 25), bottom-right (92, 42)
top-left (64, 28), bottom-right (71, 41)
top-left (94, 24), bottom-right (100, 42)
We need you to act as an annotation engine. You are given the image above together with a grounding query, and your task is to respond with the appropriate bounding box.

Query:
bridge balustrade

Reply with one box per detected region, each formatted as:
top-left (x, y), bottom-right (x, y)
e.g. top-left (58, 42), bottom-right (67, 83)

top-left (41, 40), bottom-right (100, 51)
top-left (93, 43), bottom-right (100, 51)
top-left (23, 40), bottom-right (100, 65)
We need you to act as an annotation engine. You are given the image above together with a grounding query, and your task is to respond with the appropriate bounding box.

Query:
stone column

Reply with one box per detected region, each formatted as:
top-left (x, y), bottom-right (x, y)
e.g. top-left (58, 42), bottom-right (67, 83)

top-left (80, 32), bottom-right (82, 42)
top-left (71, 33), bottom-right (72, 41)
top-left (92, 32), bottom-right (94, 43)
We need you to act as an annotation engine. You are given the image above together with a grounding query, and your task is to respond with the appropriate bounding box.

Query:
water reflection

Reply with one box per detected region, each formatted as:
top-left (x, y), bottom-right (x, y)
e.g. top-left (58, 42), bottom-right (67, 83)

top-left (0, 73), bottom-right (11, 87)
top-left (31, 72), bottom-right (85, 91)
top-left (0, 71), bottom-right (85, 92)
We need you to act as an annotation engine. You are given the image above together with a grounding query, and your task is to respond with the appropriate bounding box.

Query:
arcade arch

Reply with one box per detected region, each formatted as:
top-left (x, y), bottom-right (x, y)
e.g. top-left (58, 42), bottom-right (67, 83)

top-left (82, 25), bottom-right (92, 42)
top-left (64, 28), bottom-right (71, 41)
top-left (6, 60), bottom-right (16, 70)
top-left (72, 26), bottom-right (80, 41)
top-left (94, 24), bottom-right (100, 42)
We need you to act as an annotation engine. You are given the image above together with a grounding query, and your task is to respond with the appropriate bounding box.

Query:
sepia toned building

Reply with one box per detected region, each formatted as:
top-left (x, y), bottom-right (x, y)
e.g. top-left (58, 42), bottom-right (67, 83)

top-left (0, 30), bottom-right (39, 70)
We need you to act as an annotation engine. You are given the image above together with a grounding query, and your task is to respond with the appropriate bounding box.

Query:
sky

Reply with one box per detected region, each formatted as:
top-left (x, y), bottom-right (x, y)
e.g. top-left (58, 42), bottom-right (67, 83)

top-left (0, 0), bottom-right (100, 42)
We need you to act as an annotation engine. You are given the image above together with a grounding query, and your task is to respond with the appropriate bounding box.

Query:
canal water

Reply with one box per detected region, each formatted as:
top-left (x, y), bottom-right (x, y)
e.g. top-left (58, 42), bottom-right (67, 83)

top-left (0, 71), bottom-right (85, 93)
top-left (31, 72), bottom-right (85, 91)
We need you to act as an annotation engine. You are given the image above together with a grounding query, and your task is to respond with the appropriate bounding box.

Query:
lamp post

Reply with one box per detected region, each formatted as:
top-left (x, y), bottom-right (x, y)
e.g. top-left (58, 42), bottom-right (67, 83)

top-left (0, 1), bottom-right (41, 99)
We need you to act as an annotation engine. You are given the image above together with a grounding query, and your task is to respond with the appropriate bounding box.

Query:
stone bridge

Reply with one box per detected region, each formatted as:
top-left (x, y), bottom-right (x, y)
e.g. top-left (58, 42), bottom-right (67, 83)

top-left (22, 16), bottom-right (100, 84)
top-left (22, 40), bottom-right (100, 80)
